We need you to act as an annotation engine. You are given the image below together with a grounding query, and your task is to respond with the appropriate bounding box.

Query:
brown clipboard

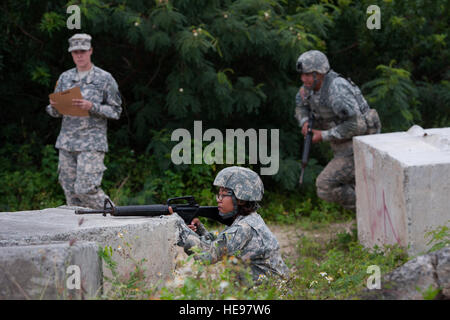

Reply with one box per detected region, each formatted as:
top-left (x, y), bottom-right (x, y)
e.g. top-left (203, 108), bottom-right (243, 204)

top-left (49, 86), bottom-right (89, 117)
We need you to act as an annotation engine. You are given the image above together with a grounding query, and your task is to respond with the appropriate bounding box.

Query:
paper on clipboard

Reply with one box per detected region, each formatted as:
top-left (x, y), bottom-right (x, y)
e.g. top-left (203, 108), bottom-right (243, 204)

top-left (49, 86), bottom-right (89, 117)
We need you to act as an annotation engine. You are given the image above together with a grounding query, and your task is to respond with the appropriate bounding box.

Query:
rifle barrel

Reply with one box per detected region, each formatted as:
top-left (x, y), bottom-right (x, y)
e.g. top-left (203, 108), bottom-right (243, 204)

top-left (299, 168), bottom-right (305, 185)
top-left (75, 209), bottom-right (106, 215)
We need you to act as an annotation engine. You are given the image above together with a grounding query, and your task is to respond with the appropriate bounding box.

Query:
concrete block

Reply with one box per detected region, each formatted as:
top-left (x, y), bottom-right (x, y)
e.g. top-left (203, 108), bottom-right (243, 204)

top-left (0, 241), bottom-right (101, 300)
top-left (0, 207), bottom-right (179, 299)
top-left (354, 126), bottom-right (450, 256)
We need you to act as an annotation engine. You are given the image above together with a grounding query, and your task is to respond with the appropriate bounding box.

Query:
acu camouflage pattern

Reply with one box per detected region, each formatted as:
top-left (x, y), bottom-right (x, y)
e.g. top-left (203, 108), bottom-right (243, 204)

top-left (58, 149), bottom-right (111, 209)
top-left (68, 33), bottom-right (92, 52)
top-left (213, 166), bottom-right (264, 201)
top-left (175, 212), bottom-right (289, 281)
top-left (46, 65), bottom-right (122, 152)
top-left (46, 64), bottom-right (121, 209)
top-left (294, 68), bottom-right (381, 211)
top-left (316, 154), bottom-right (356, 211)
top-left (295, 70), bottom-right (376, 146)
top-left (296, 50), bottom-right (330, 74)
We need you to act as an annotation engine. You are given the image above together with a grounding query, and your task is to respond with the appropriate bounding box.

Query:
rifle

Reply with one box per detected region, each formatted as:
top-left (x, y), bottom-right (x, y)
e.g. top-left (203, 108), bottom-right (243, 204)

top-left (299, 114), bottom-right (314, 185)
top-left (75, 196), bottom-right (234, 226)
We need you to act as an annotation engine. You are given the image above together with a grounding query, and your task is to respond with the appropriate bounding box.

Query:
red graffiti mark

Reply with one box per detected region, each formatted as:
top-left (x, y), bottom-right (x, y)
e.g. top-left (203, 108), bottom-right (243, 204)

top-left (360, 151), bottom-right (401, 245)
top-left (378, 190), bottom-right (401, 244)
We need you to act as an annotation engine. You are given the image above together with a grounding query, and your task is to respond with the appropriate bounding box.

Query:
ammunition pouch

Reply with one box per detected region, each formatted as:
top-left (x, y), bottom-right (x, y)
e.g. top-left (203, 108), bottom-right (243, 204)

top-left (363, 109), bottom-right (381, 135)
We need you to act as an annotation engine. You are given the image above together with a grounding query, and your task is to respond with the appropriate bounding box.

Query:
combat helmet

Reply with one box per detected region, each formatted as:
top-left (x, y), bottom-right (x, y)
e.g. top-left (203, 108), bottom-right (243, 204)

top-left (213, 166), bottom-right (264, 218)
top-left (296, 50), bottom-right (330, 74)
top-left (214, 166), bottom-right (264, 201)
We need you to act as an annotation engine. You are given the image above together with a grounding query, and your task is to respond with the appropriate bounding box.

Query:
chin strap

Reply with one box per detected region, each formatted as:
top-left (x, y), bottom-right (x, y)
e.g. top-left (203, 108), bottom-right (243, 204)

top-left (312, 72), bottom-right (318, 90)
top-left (218, 193), bottom-right (239, 220)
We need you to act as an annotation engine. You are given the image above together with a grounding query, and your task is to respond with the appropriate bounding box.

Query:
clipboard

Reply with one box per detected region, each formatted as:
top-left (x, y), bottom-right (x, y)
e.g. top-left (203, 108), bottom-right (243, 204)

top-left (49, 86), bottom-right (89, 117)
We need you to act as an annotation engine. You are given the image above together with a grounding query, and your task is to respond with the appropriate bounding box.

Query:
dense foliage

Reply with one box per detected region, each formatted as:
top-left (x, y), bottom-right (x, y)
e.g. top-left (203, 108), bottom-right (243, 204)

top-left (1, 0), bottom-right (449, 212)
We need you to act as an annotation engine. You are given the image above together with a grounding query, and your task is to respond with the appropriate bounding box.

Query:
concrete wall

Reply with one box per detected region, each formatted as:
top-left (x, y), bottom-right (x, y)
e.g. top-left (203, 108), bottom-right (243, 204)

top-left (0, 241), bottom-right (101, 299)
top-left (354, 126), bottom-right (450, 256)
top-left (0, 207), bottom-right (179, 299)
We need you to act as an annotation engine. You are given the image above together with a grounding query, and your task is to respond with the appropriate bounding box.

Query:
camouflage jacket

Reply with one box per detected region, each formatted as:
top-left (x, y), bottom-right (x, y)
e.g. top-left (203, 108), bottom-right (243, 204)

top-left (46, 65), bottom-right (122, 152)
top-left (176, 212), bottom-right (289, 280)
top-left (294, 70), bottom-right (370, 145)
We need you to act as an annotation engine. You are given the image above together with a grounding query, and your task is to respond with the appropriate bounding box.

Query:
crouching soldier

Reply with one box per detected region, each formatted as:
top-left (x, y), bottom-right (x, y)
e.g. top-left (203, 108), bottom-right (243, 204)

top-left (294, 50), bottom-right (381, 212)
top-left (172, 166), bottom-right (289, 282)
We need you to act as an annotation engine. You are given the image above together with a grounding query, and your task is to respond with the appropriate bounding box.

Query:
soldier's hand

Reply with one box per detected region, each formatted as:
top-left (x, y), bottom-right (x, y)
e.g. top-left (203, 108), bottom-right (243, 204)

top-left (49, 98), bottom-right (57, 107)
top-left (312, 129), bottom-right (322, 143)
top-left (188, 218), bottom-right (200, 232)
top-left (299, 87), bottom-right (306, 100)
top-left (72, 99), bottom-right (93, 111)
top-left (302, 122), bottom-right (309, 136)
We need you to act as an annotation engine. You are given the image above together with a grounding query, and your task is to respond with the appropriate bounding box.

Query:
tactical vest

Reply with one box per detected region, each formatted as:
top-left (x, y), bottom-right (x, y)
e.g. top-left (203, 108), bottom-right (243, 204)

top-left (320, 70), bottom-right (368, 114)
top-left (314, 70), bottom-right (381, 135)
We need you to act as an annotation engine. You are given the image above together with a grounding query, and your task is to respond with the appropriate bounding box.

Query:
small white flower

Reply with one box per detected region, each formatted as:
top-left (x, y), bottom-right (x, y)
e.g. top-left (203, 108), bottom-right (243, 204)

top-left (319, 272), bottom-right (327, 277)
top-left (117, 245), bottom-right (122, 251)
top-left (134, 21), bottom-right (140, 27)
top-left (117, 232), bottom-right (124, 238)
top-left (219, 281), bottom-right (229, 292)
top-left (179, 88), bottom-right (184, 92)
top-left (224, 14), bottom-right (228, 19)
top-left (229, 256), bottom-right (238, 265)
top-left (264, 12), bottom-right (270, 19)
top-left (309, 280), bottom-right (318, 287)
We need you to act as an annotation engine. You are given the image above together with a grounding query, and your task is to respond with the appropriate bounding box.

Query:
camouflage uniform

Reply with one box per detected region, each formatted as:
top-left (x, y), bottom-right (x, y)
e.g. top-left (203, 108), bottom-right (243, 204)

top-left (176, 166), bottom-right (289, 281)
top-left (46, 34), bottom-right (122, 209)
top-left (295, 50), bottom-right (381, 211)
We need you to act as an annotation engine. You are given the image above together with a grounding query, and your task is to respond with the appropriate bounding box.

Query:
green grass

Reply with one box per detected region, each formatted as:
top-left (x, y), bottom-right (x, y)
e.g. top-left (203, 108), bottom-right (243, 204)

top-left (98, 199), bottom-right (409, 300)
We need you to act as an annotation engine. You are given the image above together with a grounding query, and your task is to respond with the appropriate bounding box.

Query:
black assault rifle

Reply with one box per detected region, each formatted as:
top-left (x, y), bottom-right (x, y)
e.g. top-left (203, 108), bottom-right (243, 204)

top-left (299, 114), bottom-right (314, 185)
top-left (75, 196), bottom-right (234, 226)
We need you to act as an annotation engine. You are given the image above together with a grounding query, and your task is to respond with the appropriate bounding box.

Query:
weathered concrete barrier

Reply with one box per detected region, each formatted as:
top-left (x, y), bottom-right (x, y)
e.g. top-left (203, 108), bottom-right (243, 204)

top-left (354, 126), bottom-right (450, 256)
top-left (0, 241), bottom-right (101, 299)
top-left (0, 206), bottom-right (179, 299)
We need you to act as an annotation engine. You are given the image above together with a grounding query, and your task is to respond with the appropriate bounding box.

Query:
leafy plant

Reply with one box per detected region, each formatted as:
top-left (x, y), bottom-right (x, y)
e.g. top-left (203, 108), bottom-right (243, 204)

top-left (362, 61), bottom-right (421, 132)
top-left (425, 222), bottom-right (450, 253)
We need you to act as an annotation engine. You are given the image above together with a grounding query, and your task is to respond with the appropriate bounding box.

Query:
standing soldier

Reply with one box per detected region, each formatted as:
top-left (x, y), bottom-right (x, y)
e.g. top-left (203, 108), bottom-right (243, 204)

top-left (294, 50), bottom-right (381, 212)
top-left (46, 33), bottom-right (122, 209)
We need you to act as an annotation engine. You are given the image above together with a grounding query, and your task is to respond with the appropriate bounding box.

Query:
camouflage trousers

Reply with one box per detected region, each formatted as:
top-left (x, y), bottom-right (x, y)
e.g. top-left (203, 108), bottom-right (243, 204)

top-left (58, 149), bottom-right (111, 210)
top-left (315, 151), bottom-right (355, 212)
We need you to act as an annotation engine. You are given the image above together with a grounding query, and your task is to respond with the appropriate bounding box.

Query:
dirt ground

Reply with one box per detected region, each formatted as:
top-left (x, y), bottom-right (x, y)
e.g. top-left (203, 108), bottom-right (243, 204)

top-left (172, 220), bottom-right (356, 283)
top-left (269, 220), bottom-right (356, 264)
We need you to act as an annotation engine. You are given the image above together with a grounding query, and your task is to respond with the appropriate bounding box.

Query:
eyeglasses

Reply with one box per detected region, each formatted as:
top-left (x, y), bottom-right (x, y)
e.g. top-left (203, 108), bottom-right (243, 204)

top-left (216, 191), bottom-right (233, 201)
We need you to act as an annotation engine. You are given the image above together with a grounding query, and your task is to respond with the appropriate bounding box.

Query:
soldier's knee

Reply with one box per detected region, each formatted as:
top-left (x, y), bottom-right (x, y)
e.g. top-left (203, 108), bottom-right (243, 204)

top-left (316, 186), bottom-right (333, 203)
top-left (315, 172), bottom-right (332, 193)
top-left (74, 171), bottom-right (103, 195)
top-left (74, 182), bottom-right (97, 195)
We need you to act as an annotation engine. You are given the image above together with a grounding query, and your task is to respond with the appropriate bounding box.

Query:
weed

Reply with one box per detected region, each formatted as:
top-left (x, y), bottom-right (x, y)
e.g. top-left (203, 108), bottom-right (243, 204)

top-left (425, 221), bottom-right (450, 253)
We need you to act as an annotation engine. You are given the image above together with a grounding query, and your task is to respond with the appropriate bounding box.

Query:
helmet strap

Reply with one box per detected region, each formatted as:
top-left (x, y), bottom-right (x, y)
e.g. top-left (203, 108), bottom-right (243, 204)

top-left (312, 72), bottom-right (319, 91)
top-left (218, 192), bottom-right (239, 220)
